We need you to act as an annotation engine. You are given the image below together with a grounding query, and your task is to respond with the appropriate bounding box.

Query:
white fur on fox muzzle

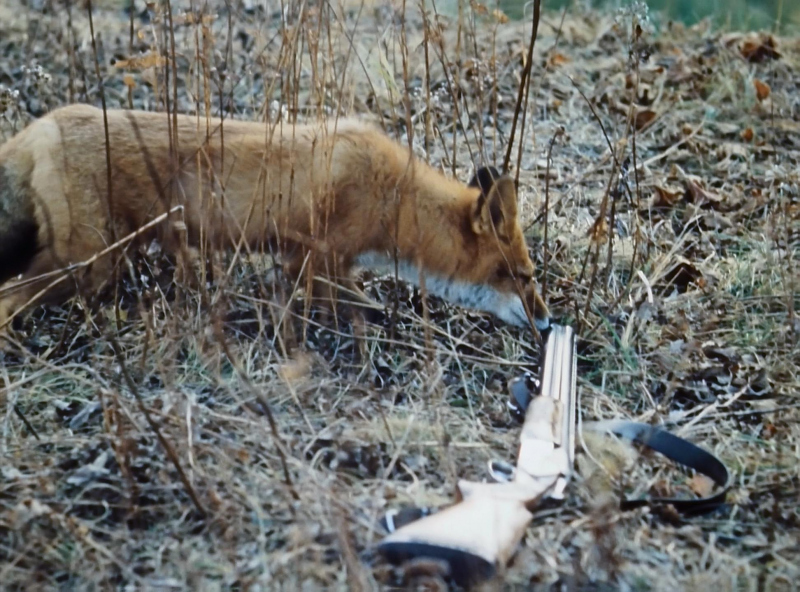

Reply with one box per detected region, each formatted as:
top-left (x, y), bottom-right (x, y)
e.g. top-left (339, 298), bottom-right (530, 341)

top-left (495, 293), bottom-right (550, 332)
top-left (533, 315), bottom-right (550, 332)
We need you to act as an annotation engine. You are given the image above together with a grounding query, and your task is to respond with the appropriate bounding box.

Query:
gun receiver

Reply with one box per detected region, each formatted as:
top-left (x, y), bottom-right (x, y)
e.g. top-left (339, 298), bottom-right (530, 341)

top-left (378, 324), bottom-right (578, 587)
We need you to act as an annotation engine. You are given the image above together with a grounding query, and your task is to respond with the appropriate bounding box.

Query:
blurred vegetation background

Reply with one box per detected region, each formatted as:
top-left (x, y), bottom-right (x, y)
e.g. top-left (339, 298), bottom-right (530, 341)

top-left (474, 0), bottom-right (798, 33)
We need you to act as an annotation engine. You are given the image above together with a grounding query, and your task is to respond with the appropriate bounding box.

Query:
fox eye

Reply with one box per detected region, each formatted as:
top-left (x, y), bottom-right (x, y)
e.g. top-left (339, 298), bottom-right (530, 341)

top-left (497, 268), bottom-right (532, 283)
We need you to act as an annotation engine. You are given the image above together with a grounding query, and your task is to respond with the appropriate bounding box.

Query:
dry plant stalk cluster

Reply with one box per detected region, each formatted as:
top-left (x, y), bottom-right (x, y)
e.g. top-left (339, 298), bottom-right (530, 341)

top-left (0, 0), bottom-right (798, 590)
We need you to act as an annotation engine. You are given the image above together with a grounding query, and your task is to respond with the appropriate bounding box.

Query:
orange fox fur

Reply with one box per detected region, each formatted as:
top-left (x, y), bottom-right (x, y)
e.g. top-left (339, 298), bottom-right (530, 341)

top-left (0, 103), bottom-right (550, 332)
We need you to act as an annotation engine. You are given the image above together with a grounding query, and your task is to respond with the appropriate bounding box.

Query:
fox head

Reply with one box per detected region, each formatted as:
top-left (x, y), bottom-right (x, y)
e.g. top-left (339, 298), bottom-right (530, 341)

top-left (356, 164), bottom-right (551, 334)
top-left (459, 165), bottom-right (551, 332)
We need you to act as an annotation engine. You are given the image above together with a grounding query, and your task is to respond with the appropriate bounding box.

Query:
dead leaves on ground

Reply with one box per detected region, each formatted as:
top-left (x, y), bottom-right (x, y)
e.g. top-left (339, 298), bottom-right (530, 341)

top-left (633, 108), bottom-right (658, 131)
top-left (583, 23), bottom-right (788, 164)
top-left (722, 32), bottom-right (783, 63)
top-left (753, 78), bottom-right (771, 101)
top-left (645, 161), bottom-right (779, 236)
top-left (546, 51), bottom-right (572, 69)
top-left (110, 51), bottom-right (166, 71)
top-left (647, 175), bottom-right (724, 214)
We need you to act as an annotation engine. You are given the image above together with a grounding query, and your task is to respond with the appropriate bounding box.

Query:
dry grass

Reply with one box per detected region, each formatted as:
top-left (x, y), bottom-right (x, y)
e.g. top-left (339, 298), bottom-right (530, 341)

top-left (1, 0), bottom-right (798, 590)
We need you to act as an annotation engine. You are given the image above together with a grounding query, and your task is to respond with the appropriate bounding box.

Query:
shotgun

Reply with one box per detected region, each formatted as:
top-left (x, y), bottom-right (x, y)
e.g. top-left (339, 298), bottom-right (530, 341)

top-left (378, 323), bottom-right (578, 587)
top-left (377, 322), bottom-right (733, 587)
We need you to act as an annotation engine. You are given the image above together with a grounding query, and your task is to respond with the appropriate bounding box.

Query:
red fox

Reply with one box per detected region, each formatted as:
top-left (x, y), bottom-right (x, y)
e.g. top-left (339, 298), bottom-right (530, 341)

top-left (0, 104), bottom-right (550, 333)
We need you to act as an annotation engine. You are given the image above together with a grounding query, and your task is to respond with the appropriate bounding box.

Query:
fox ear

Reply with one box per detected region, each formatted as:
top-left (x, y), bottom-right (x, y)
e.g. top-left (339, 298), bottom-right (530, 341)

top-left (468, 166), bottom-right (503, 195)
top-left (470, 172), bottom-right (518, 237)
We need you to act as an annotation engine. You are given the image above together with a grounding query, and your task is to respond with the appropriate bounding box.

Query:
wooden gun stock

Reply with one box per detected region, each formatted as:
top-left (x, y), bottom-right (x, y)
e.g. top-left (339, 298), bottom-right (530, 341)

top-left (378, 325), bottom-right (578, 587)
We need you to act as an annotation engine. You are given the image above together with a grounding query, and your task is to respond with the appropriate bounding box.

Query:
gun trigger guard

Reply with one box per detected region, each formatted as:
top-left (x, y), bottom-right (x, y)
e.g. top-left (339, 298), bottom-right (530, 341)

top-left (488, 459), bottom-right (516, 483)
